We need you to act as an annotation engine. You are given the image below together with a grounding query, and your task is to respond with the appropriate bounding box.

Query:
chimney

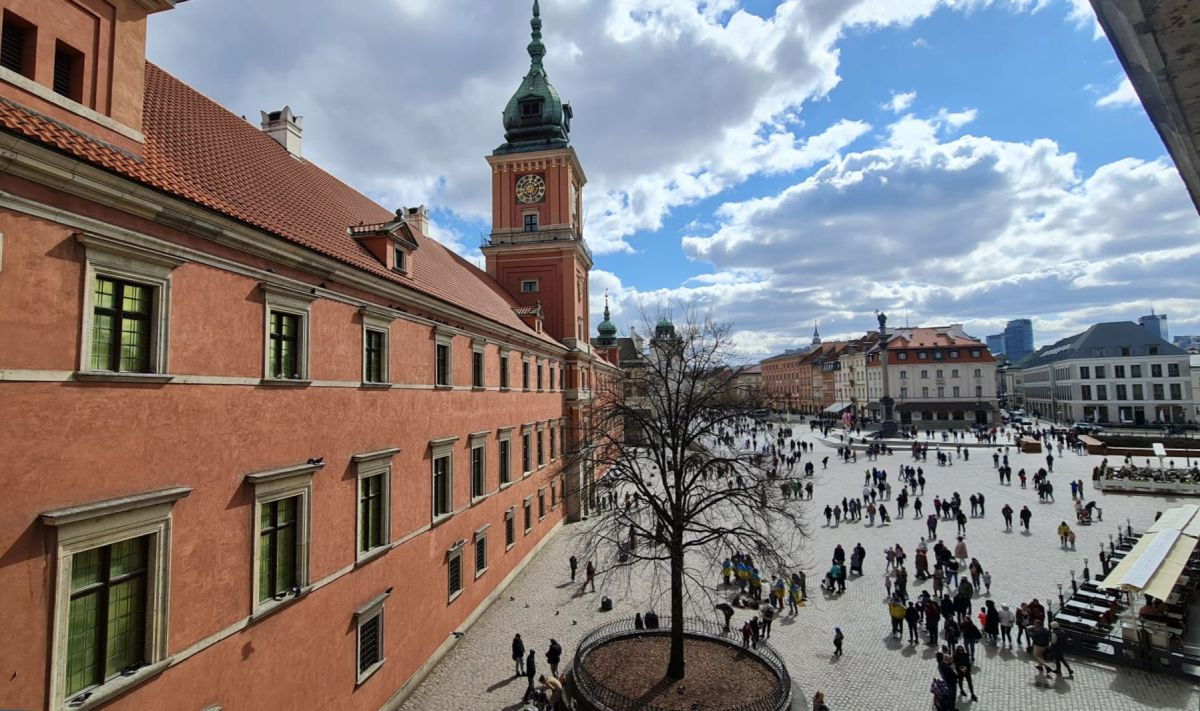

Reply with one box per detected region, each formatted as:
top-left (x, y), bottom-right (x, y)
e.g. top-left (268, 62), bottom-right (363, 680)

top-left (260, 106), bottom-right (303, 157)
top-left (404, 205), bottom-right (430, 236)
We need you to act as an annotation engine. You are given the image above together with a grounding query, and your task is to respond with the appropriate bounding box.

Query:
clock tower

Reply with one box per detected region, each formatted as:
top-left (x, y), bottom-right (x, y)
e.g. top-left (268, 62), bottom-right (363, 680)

top-left (483, 0), bottom-right (591, 348)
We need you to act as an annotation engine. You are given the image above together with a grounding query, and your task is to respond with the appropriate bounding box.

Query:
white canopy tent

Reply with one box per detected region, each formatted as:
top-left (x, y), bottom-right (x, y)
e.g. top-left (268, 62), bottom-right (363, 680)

top-left (1101, 506), bottom-right (1200, 600)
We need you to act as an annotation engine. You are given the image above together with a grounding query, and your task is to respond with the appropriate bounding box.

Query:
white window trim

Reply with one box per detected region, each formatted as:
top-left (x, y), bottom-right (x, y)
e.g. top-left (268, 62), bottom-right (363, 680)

top-left (520, 278), bottom-right (540, 293)
top-left (261, 283), bottom-right (316, 383)
top-left (354, 590), bottom-right (390, 685)
top-left (352, 448), bottom-right (399, 562)
top-left (431, 437), bottom-right (459, 523)
top-left (42, 486), bottom-right (191, 711)
top-left (246, 462), bottom-right (321, 614)
top-left (435, 329), bottom-right (454, 388)
top-left (447, 539), bottom-right (467, 603)
top-left (474, 525), bottom-right (490, 579)
top-left (77, 233), bottom-right (183, 381)
top-left (361, 307), bottom-right (395, 386)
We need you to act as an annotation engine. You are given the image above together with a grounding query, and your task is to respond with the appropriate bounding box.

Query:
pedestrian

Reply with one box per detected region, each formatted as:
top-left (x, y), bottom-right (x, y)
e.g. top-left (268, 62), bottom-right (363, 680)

top-left (569, 554), bottom-right (578, 582)
top-left (961, 617), bottom-right (982, 662)
top-left (1049, 622), bottom-right (1075, 678)
top-left (953, 644), bottom-right (978, 701)
top-left (523, 650), bottom-right (537, 702)
top-left (750, 616), bottom-right (761, 649)
top-left (584, 560), bottom-right (596, 592)
top-left (982, 570), bottom-right (992, 595)
top-left (761, 603), bottom-right (776, 639)
top-left (715, 602), bottom-right (735, 632)
top-left (983, 600), bottom-right (1000, 644)
top-left (1030, 621), bottom-right (1051, 675)
top-left (512, 633), bottom-right (526, 677)
top-left (906, 601), bottom-right (921, 644)
top-left (999, 603), bottom-right (1014, 646)
top-left (741, 620), bottom-right (752, 648)
top-left (813, 691), bottom-right (830, 711)
top-left (888, 597), bottom-right (906, 638)
top-left (1020, 505), bottom-right (1032, 532)
top-left (1015, 603), bottom-right (1030, 648)
top-left (936, 651), bottom-right (959, 707)
top-left (953, 537), bottom-right (968, 567)
top-left (833, 627), bottom-right (844, 656)
top-left (546, 638), bottom-right (562, 676)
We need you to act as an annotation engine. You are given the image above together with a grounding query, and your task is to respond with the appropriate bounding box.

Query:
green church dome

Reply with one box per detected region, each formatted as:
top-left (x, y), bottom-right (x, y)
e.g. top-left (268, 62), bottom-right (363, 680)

top-left (496, 1), bottom-right (572, 155)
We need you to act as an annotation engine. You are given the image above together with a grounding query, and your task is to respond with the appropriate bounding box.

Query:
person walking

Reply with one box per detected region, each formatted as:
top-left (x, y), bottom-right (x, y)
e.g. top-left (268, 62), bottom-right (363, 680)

top-left (761, 603), bottom-right (776, 639)
top-left (936, 651), bottom-right (959, 707)
top-left (511, 633), bottom-right (526, 677)
top-left (569, 555), bottom-right (578, 582)
top-left (1020, 506), bottom-right (1032, 532)
top-left (953, 537), bottom-right (968, 567)
top-left (998, 603), bottom-right (1014, 646)
top-left (1030, 621), bottom-right (1052, 676)
top-left (888, 597), bottom-right (906, 638)
top-left (546, 639), bottom-right (563, 676)
top-left (1001, 504), bottom-right (1014, 531)
top-left (1049, 622), bottom-right (1075, 678)
top-left (984, 600), bottom-right (1000, 644)
top-left (953, 644), bottom-right (979, 702)
top-left (715, 602), bottom-right (735, 632)
top-left (584, 560), bottom-right (596, 592)
top-left (833, 627), bottom-right (844, 656)
top-left (906, 601), bottom-right (921, 644)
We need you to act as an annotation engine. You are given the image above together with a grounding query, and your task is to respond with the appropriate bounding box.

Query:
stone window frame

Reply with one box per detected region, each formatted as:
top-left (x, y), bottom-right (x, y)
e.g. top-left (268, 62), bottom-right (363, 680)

top-left (537, 359), bottom-right (545, 391)
top-left (474, 524), bottom-right (490, 579)
top-left (520, 278), bottom-right (540, 293)
top-left (76, 233), bottom-right (183, 382)
top-left (361, 307), bottom-right (395, 386)
top-left (246, 462), bottom-right (322, 616)
top-left (471, 339), bottom-right (487, 390)
top-left (447, 538), bottom-right (466, 603)
top-left (260, 283), bottom-right (316, 383)
top-left (430, 437), bottom-right (459, 524)
top-left (352, 448), bottom-right (400, 564)
top-left (499, 349), bottom-right (511, 391)
top-left (536, 422), bottom-right (546, 469)
top-left (354, 590), bottom-right (389, 685)
top-left (41, 487), bottom-right (191, 711)
top-left (434, 329), bottom-right (454, 389)
top-left (537, 487), bottom-right (547, 521)
top-left (469, 431), bottom-right (491, 502)
top-left (497, 427), bottom-right (515, 487)
top-left (549, 421), bottom-right (557, 461)
top-left (521, 424), bottom-right (535, 477)
top-left (523, 496), bottom-right (534, 534)
top-left (522, 355), bottom-right (532, 391)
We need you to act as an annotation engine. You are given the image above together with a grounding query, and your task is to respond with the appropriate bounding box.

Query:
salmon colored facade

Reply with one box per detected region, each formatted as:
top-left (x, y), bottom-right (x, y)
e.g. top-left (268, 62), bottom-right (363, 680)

top-left (0, 2), bottom-right (614, 710)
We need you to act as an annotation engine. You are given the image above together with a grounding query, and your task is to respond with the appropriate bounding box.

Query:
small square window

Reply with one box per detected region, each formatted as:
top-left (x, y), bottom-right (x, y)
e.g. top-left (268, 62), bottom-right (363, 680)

top-left (521, 279), bottom-right (540, 293)
top-left (355, 598), bottom-right (386, 684)
top-left (524, 214), bottom-right (539, 232)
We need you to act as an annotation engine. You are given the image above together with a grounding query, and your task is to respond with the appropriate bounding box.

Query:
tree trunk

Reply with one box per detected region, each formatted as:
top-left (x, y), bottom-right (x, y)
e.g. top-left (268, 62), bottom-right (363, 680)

top-left (666, 536), bottom-right (686, 680)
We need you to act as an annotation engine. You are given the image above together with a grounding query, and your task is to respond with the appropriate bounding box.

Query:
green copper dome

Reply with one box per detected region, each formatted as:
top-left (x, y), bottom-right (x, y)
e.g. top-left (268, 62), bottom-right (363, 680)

top-left (595, 294), bottom-right (617, 347)
top-left (496, 0), bottom-right (572, 155)
top-left (655, 317), bottom-right (676, 339)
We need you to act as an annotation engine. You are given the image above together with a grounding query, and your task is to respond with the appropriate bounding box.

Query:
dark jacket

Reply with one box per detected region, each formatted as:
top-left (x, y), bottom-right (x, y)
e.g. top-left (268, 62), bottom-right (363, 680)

top-left (512, 636), bottom-right (525, 660)
top-left (546, 640), bottom-right (562, 665)
top-left (525, 652), bottom-right (537, 680)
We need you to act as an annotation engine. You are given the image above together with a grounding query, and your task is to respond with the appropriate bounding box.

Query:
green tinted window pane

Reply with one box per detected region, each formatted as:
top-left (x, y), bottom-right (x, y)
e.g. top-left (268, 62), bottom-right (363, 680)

top-left (119, 320), bottom-right (150, 372)
top-left (66, 592), bottom-right (100, 696)
top-left (91, 314), bottom-right (114, 371)
top-left (104, 577), bottom-right (145, 676)
top-left (275, 526), bottom-right (296, 592)
top-left (258, 531), bottom-right (272, 602)
top-left (121, 284), bottom-right (149, 314)
top-left (71, 548), bottom-right (102, 591)
top-left (94, 278), bottom-right (115, 309)
top-left (108, 538), bottom-right (147, 578)
top-left (277, 496), bottom-right (296, 526)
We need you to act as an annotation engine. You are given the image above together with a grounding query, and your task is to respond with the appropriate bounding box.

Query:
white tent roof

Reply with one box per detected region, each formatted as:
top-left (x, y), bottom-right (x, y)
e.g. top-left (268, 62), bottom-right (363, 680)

top-left (1101, 506), bottom-right (1200, 599)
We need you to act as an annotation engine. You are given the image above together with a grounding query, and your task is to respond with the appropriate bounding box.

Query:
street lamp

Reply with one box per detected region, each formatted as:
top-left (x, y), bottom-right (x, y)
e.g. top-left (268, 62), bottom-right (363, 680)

top-left (1069, 569), bottom-right (1077, 592)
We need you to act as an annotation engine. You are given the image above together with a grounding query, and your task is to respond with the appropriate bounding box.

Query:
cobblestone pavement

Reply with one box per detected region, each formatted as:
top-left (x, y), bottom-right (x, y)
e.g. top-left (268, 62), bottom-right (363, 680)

top-left (401, 428), bottom-right (1200, 710)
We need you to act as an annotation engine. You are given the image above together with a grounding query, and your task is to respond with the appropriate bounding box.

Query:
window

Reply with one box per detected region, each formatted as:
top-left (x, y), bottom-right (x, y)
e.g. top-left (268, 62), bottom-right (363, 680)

top-left (505, 509), bottom-right (516, 549)
top-left (524, 214), bottom-right (538, 232)
top-left (1120, 346), bottom-right (1131, 357)
top-left (52, 41), bottom-right (84, 102)
top-left (970, 349), bottom-right (981, 357)
top-left (498, 431), bottom-right (512, 485)
top-left (1081, 385), bottom-right (1092, 401)
top-left (499, 352), bottom-right (510, 389)
top-left (537, 428), bottom-right (545, 467)
top-left (1171, 384), bottom-right (1183, 400)
top-left (921, 370), bottom-right (929, 379)
top-left (951, 369), bottom-right (959, 378)
top-left (90, 277), bottom-right (155, 373)
top-left (559, 367), bottom-right (565, 390)
top-left (524, 497), bottom-right (533, 532)
top-left (353, 448), bottom-right (397, 559)
top-left (1168, 363), bottom-right (1181, 377)
top-left (431, 439), bottom-right (456, 520)
top-left (900, 386), bottom-right (908, 398)
top-left (922, 387), bottom-right (929, 398)
top-left (1114, 365), bottom-right (1125, 379)
top-left (520, 99), bottom-right (543, 117)
top-left (1116, 385), bottom-right (1127, 401)
top-left (1153, 384), bottom-right (1165, 400)
top-left (899, 371), bottom-right (908, 380)
top-left (261, 284), bottom-right (315, 381)
top-left (393, 246), bottom-right (408, 273)
top-left (1148, 346), bottom-right (1159, 356)
top-left (1080, 366), bottom-right (1090, 379)
top-left (521, 279), bottom-right (539, 293)
top-left (936, 369), bottom-right (944, 378)
top-left (1152, 364), bottom-right (1163, 378)
top-left (1, 11), bottom-right (34, 79)
top-left (447, 545), bottom-right (464, 601)
top-left (1131, 364), bottom-right (1142, 378)
top-left (364, 330), bottom-right (387, 383)
top-left (937, 386), bottom-right (945, 398)
top-left (1097, 385), bottom-right (1108, 400)
top-left (435, 342), bottom-right (452, 387)
top-left (950, 350), bottom-right (960, 359)
top-left (472, 349), bottom-right (485, 388)
top-left (355, 594), bottom-right (387, 684)
top-left (538, 489), bottom-right (546, 520)
top-left (522, 359), bottom-right (531, 390)
top-left (1094, 366), bottom-right (1106, 379)
top-left (952, 386), bottom-right (960, 397)
top-left (934, 351), bottom-right (944, 360)
top-left (43, 488), bottom-right (188, 711)
top-left (522, 430), bottom-right (532, 474)
top-left (471, 436), bottom-right (487, 499)
top-left (1132, 384), bottom-right (1144, 400)
top-left (551, 483), bottom-right (558, 509)
top-left (537, 362), bottom-right (544, 390)
top-left (550, 424), bottom-right (557, 460)
top-left (474, 530), bottom-right (488, 578)
top-left (246, 462), bottom-right (318, 612)
top-left (918, 351), bottom-right (928, 360)
top-left (897, 352), bottom-right (908, 360)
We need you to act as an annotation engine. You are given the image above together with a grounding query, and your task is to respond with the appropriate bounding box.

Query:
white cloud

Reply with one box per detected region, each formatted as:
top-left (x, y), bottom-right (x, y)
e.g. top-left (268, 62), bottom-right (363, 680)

top-left (912, 37), bottom-right (930, 48)
top-left (1096, 76), bottom-right (1139, 109)
top-left (887, 91), bottom-right (917, 114)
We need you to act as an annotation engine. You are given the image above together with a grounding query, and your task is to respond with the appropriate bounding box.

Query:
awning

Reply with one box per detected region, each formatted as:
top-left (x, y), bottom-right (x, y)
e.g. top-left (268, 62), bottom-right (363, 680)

top-left (1148, 504), bottom-right (1200, 538)
top-left (823, 402), bottom-right (852, 414)
top-left (1100, 527), bottom-right (1199, 599)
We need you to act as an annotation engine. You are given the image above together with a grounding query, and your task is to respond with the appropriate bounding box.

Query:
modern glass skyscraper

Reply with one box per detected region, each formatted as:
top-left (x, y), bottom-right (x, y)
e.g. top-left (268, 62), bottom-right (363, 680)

top-left (1138, 312), bottom-right (1168, 342)
top-left (986, 333), bottom-right (1005, 355)
top-left (1003, 319), bottom-right (1034, 362)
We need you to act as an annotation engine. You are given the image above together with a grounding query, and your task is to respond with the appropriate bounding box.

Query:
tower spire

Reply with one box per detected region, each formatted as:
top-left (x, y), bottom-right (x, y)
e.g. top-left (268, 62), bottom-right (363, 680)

top-left (528, 0), bottom-right (545, 69)
top-left (603, 289), bottom-right (611, 321)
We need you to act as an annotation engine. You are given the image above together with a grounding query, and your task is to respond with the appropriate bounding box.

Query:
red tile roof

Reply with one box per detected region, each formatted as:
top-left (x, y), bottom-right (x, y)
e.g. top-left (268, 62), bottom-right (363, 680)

top-left (0, 64), bottom-right (561, 347)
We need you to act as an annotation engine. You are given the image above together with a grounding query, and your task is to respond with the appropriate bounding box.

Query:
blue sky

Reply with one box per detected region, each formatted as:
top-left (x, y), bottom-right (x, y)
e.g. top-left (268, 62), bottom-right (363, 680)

top-left (148, 0), bottom-right (1199, 358)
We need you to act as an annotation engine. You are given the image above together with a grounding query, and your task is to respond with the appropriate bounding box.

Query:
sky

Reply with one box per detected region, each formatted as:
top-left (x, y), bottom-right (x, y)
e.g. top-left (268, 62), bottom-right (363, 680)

top-left (147, 0), bottom-right (1200, 359)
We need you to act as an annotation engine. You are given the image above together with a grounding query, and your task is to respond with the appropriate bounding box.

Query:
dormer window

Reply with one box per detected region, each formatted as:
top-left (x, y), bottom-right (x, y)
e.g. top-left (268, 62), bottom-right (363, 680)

top-left (520, 99), bottom-right (543, 118)
top-left (393, 246), bottom-right (408, 274)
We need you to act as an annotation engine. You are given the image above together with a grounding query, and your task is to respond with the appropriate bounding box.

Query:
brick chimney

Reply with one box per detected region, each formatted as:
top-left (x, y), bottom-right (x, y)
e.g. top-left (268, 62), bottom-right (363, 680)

top-left (404, 205), bottom-right (430, 236)
top-left (260, 106), bottom-right (303, 157)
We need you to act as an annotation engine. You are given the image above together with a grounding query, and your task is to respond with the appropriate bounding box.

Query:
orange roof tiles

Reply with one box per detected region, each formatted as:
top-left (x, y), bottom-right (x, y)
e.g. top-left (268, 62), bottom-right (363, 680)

top-left (0, 64), bottom-right (560, 347)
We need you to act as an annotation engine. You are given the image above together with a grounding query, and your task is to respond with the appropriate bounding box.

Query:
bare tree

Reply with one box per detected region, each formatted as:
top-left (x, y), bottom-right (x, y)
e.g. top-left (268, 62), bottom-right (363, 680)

top-left (565, 309), bottom-right (808, 681)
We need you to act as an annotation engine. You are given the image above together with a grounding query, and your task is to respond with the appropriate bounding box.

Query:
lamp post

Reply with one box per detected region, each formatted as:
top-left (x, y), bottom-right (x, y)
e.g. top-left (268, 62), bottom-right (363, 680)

top-left (1070, 569), bottom-right (1077, 592)
top-left (1083, 558), bottom-right (1091, 582)
top-left (1057, 583), bottom-right (1064, 606)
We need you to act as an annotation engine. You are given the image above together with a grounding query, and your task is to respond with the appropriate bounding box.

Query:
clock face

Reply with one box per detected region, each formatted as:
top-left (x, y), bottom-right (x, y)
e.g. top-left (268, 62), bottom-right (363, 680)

top-left (515, 174), bottom-right (546, 204)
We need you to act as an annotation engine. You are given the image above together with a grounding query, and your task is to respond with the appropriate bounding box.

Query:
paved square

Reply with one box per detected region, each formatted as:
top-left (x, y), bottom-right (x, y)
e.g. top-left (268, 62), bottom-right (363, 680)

top-left (401, 427), bottom-right (1200, 710)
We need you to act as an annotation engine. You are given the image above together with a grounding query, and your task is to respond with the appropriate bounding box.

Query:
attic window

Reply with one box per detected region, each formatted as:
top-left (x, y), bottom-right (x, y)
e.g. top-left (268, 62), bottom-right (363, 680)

top-left (520, 99), bottom-right (543, 118)
top-left (521, 280), bottom-right (539, 294)
top-left (393, 246), bottom-right (408, 274)
top-left (53, 41), bottom-right (83, 102)
top-left (1, 12), bottom-right (35, 79)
